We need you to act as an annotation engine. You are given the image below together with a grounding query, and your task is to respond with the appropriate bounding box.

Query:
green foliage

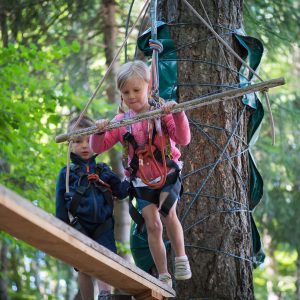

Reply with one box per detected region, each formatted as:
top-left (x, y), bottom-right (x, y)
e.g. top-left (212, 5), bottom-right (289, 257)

top-left (115, 241), bottom-right (131, 256)
top-left (254, 245), bottom-right (297, 300)
top-left (251, 40), bottom-right (300, 300)
top-left (244, 0), bottom-right (300, 55)
top-left (0, 0), bottom-right (298, 299)
top-left (0, 40), bottom-right (87, 298)
top-left (243, 2), bottom-right (300, 298)
top-left (0, 42), bottom-right (76, 211)
top-left (0, 2), bottom-right (121, 298)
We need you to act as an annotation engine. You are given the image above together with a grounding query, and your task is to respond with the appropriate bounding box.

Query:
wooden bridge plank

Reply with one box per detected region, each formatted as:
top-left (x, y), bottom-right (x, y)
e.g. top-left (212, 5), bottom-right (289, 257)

top-left (0, 184), bottom-right (175, 300)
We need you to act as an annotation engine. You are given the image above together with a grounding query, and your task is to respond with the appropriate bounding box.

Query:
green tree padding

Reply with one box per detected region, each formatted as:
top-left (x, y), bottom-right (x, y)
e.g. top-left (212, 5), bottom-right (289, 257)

top-left (137, 21), bottom-right (178, 102)
top-left (234, 32), bottom-right (266, 265)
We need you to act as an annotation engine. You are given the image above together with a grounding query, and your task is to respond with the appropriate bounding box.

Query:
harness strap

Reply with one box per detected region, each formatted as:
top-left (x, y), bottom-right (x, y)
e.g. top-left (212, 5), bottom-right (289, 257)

top-left (123, 123), bottom-right (176, 189)
top-left (69, 185), bottom-right (88, 217)
top-left (159, 175), bottom-right (183, 217)
top-left (67, 172), bottom-right (113, 222)
top-left (129, 171), bottom-right (182, 233)
top-left (136, 121), bottom-right (167, 189)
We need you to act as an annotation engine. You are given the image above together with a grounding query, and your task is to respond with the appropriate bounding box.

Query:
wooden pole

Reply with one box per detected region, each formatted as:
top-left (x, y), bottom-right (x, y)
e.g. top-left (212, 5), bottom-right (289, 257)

top-left (55, 77), bottom-right (285, 143)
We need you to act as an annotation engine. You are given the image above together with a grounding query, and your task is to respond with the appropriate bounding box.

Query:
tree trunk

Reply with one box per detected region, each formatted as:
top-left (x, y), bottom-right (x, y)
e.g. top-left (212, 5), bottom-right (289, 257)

top-left (0, 240), bottom-right (8, 300)
top-left (0, 5), bottom-right (8, 47)
top-left (11, 245), bottom-right (22, 294)
top-left (101, 0), bottom-right (132, 261)
top-left (263, 233), bottom-right (279, 300)
top-left (157, 1), bottom-right (254, 299)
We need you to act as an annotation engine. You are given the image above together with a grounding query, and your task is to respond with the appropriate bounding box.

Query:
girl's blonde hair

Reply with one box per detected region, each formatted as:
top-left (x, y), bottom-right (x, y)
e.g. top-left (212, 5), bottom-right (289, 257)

top-left (117, 60), bottom-right (150, 113)
top-left (117, 60), bottom-right (150, 91)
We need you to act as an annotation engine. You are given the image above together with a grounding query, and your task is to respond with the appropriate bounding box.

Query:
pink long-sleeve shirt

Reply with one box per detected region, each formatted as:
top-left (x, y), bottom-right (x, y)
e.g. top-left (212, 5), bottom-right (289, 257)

top-left (90, 111), bottom-right (190, 181)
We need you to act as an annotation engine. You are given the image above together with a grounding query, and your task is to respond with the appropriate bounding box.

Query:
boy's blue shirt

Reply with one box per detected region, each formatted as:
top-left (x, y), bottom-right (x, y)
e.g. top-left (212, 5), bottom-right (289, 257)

top-left (56, 153), bottom-right (129, 226)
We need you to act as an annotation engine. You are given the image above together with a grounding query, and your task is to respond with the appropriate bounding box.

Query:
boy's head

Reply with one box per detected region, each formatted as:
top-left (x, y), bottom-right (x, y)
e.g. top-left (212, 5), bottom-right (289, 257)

top-left (68, 115), bottom-right (95, 160)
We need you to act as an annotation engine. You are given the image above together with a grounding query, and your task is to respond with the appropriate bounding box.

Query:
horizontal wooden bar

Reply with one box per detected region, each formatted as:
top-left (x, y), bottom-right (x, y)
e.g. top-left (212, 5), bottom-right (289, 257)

top-left (55, 77), bottom-right (285, 143)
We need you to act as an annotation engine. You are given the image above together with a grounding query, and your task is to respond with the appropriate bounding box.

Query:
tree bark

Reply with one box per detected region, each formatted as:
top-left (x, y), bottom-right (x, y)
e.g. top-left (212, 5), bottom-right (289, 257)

top-left (0, 5), bottom-right (8, 47)
top-left (157, 1), bottom-right (254, 299)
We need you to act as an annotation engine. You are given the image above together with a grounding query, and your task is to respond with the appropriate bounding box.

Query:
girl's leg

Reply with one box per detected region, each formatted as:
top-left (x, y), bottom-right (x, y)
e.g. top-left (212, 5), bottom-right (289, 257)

top-left (161, 200), bottom-right (192, 280)
top-left (142, 204), bottom-right (168, 275)
top-left (160, 200), bottom-right (185, 257)
top-left (79, 272), bottom-right (94, 300)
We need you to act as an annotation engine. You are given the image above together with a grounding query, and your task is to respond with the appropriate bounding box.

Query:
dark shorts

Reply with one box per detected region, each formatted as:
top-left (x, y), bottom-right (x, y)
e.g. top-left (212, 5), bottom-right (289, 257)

top-left (76, 220), bottom-right (117, 253)
top-left (73, 222), bottom-right (117, 272)
top-left (136, 182), bottom-right (178, 211)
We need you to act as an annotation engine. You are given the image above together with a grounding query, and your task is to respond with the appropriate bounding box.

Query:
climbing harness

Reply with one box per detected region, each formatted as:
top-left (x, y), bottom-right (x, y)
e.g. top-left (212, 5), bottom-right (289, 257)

top-left (121, 110), bottom-right (174, 189)
top-left (65, 162), bottom-right (114, 240)
top-left (121, 111), bottom-right (182, 232)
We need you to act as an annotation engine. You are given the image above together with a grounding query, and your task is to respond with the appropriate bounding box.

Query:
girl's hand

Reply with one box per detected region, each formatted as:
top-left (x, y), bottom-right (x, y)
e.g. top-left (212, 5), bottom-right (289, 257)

top-left (95, 119), bottom-right (109, 133)
top-left (161, 100), bottom-right (177, 114)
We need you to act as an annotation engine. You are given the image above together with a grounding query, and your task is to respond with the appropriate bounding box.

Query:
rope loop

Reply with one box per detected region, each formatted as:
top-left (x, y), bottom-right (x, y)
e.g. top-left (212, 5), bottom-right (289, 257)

top-left (149, 38), bottom-right (164, 53)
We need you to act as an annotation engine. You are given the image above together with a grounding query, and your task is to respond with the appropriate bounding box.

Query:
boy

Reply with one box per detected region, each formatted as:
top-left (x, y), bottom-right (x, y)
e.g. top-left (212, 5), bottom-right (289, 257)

top-left (56, 115), bottom-right (129, 299)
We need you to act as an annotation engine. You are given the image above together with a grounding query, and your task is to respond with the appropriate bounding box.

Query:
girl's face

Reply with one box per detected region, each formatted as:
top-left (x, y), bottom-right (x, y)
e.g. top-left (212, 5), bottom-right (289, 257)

top-left (72, 135), bottom-right (93, 160)
top-left (120, 76), bottom-right (150, 113)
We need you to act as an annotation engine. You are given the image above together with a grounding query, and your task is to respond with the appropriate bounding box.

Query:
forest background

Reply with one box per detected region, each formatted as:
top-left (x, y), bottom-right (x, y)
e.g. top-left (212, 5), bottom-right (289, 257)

top-left (0, 0), bottom-right (299, 299)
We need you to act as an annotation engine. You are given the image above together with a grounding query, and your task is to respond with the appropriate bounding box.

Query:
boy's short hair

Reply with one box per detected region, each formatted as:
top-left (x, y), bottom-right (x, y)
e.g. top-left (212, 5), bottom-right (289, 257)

top-left (67, 115), bottom-right (94, 133)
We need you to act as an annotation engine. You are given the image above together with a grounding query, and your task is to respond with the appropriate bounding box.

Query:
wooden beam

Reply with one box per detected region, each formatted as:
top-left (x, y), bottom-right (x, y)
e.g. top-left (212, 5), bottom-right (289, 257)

top-left (55, 77), bottom-right (285, 143)
top-left (0, 185), bottom-right (175, 300)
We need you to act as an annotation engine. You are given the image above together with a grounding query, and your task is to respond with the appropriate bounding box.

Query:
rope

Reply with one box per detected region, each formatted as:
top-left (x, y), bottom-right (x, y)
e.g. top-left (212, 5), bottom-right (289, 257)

top-left (66, 141), bottom-right (72, 193)
top-left (180, 105), bottom-right (247, 225)
top-left (198, 0), bottom-right (237, 83)
top-left (149, 0), bottom-right (161, 100)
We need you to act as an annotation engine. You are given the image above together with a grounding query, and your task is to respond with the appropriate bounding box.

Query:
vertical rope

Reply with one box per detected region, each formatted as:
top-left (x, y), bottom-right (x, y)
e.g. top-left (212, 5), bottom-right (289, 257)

top-left (150, 0), bottom-right (159, 99)
top-left (66, 141), bottom-right (72, 193)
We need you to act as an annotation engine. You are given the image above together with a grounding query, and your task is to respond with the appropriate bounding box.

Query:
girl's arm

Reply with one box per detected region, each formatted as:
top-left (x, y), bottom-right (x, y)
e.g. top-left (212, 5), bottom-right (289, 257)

top-left (90, 118), bottom-right (121, 153)
top-left (161, 101), bottom-right (191, 145)
top-left (99, 163), bottom-right (130, 200)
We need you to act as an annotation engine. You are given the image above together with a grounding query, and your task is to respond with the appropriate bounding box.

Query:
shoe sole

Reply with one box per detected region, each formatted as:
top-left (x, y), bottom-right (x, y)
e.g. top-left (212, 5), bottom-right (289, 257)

top-left (175, 273), bottom-right (192, 280)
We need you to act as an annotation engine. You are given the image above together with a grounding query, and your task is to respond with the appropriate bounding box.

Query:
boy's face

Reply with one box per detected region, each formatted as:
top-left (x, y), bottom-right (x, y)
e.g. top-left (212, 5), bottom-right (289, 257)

top-left (71, 135), bottom-right (93, 160)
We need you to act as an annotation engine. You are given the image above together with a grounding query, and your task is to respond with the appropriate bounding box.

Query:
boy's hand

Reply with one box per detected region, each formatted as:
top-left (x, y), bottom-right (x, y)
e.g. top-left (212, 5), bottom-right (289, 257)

top-left (95, 119), bottom-right (109, 133)
top-left (161, 100), bottom-right (177, 114)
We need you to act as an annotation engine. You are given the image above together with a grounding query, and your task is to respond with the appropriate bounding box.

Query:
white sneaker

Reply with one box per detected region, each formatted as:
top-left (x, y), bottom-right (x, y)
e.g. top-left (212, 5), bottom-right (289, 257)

top-left (174, 257), bottom-right (192, 280)
top-left (158, 273), bottom-right (173, 287)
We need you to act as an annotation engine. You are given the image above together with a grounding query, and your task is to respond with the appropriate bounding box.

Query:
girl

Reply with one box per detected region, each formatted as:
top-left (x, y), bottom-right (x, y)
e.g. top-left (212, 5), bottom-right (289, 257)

top-left (90, 60), bottom-right (191, 287)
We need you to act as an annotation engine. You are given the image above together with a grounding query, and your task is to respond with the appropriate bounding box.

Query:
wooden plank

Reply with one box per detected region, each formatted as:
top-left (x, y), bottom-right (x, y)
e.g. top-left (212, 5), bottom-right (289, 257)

top-left (0, 184), bottom-right (175, 300)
